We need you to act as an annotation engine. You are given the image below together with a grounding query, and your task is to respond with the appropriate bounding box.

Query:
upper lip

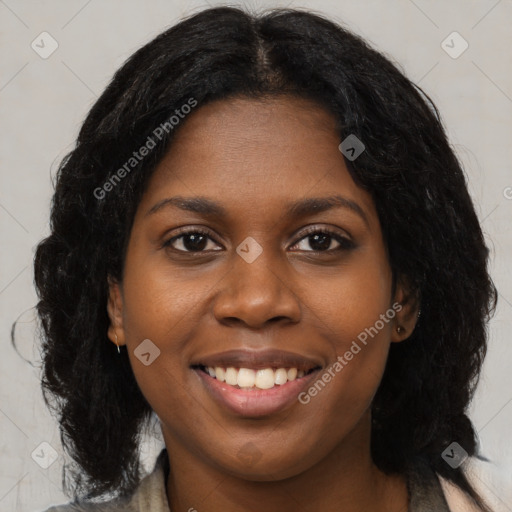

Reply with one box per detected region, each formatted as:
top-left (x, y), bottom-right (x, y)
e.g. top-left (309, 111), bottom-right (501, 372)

top-left (190, 348), bottom-right (323, 372)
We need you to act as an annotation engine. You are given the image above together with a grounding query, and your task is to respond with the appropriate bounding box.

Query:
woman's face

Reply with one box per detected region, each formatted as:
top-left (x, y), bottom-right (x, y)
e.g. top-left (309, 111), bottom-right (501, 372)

top-left (108, 95), bottom-right (414, 480)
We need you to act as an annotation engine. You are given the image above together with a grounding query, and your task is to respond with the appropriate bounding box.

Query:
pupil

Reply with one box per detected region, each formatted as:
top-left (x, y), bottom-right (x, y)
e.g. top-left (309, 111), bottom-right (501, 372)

top-left (181, 233), bottom-right (332, 252)
top-left (310, 234), bottom-right (330, 251)
top-left (184, 233), bottom-right (207, 251)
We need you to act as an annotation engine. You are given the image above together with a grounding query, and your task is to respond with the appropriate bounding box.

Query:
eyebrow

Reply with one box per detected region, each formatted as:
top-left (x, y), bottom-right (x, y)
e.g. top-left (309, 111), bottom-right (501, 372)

top-left (146, 194), bottom-right (369, 226)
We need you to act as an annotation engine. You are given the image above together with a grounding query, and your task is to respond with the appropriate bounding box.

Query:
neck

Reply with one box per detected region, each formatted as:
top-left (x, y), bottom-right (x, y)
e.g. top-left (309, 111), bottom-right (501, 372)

top-left (163, 413), bottom-right (408, 512)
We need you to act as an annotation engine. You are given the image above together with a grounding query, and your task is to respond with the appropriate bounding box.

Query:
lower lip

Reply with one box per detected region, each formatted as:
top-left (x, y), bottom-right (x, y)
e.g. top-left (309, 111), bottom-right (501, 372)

top-left (193, 368), bottom-right (321, 417)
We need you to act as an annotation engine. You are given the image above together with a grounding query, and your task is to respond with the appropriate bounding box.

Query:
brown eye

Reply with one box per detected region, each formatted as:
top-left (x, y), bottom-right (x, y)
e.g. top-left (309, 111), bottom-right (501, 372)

top-left (291, 228), bottom-right (355, 253)
top-left (163, 229), bottom-right (222, 253)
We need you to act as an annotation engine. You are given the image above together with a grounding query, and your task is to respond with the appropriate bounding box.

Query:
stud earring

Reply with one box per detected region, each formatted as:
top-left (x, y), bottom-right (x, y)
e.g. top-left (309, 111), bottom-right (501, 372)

top-left (115, 333), bottom-right (121, 354)
top-left (396, 326), bottom-right (404, 334)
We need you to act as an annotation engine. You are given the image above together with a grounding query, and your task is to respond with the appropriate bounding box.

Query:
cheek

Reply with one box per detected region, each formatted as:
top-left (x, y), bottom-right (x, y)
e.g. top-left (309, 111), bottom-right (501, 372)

top-left (305, 248), bottom-right (393, 347)
top-left (299, 250), bottom-right (393, 401)
top-left (119, 270), bottom-right (200, 423)
top-left (121, 251), bottom-right (209, 345)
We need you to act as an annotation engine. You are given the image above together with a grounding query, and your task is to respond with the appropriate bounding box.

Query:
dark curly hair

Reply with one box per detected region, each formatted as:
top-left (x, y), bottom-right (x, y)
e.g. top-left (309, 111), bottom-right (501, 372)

top-left (29, 5), bottom-right (497, 509)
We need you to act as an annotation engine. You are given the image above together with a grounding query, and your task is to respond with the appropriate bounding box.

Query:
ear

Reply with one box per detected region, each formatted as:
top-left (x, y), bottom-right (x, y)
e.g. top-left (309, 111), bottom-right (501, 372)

top-left (107, 275), bottom-right (126, 348)
top-left (391, 275), bottom-right (420, 343)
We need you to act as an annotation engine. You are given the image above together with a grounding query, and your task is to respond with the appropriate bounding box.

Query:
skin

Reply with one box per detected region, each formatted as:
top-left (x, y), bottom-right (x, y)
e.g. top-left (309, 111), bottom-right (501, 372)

top-left (107, 95), bottom-right (419, 512)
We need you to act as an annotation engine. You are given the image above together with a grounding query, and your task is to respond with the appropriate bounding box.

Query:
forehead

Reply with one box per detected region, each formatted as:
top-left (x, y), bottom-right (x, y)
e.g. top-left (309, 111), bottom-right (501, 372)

top-left (167, 95), bottom-right (339, 156)
top-left (136, 95), bottom-right (378, 226)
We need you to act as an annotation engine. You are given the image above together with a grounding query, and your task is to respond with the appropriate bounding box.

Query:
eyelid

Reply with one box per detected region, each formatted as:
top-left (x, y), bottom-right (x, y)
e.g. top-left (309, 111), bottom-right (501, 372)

top-left (293, 224), bottom-right (352, 242)
top-left (289, 225), bottom-right (354, 252)
top-left (162, 225), bottom-right (223, 250)
top-left (162, 223), bottom-right (354, 254)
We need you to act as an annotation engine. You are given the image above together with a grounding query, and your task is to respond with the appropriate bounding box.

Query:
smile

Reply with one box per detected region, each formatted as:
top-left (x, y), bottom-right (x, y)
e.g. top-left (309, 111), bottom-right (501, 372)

top-left (198, 365), bottom-right (316, 390)
top-left (192, 365), bottom-right (322, 417)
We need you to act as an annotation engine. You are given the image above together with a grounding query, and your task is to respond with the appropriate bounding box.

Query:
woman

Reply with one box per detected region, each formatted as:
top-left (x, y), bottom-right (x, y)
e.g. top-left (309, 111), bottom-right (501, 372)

top-left (34, 6), bottom-right (497, 511)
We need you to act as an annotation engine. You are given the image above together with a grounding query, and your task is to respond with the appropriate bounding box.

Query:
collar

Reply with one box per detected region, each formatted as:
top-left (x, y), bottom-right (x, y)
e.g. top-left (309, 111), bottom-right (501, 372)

top-left (129, 449), bottom-right (451, 512)
top-left (126, 448), bottom-right (171, 512)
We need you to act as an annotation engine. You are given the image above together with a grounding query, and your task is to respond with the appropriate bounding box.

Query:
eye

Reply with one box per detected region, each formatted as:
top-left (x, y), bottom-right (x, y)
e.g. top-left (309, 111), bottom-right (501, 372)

top-left (290, 227), bottom-right (355, 253)
top-left (163, 228), bottom-right (222, 253)
top-left (162, 226), bottom-right (354, 254)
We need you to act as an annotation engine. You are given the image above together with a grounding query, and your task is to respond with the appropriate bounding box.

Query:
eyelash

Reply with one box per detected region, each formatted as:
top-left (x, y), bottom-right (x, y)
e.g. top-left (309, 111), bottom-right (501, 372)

top-left (162, 226), bottom-right (355, 254)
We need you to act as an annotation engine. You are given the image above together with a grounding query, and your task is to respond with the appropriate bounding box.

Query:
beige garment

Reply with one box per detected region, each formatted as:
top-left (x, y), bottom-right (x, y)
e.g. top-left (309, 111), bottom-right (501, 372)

top-left (42, 450), bottom-right (171, 512)
top-left (439, 475), bottom-right (489, 512)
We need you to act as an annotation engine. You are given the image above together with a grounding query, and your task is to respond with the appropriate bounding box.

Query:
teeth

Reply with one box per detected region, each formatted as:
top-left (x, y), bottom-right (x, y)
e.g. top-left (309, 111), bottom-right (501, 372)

top-left (275, 368), bottom-right (288, 385)
top-left (204, 366), bottom-right (311, 389)
top-left (255, 368), bottom-right (275, 389)
top-left (237, 368), bottom-right (256, 388)
top-left (225, 367), bottom-right (238, 386)
top-left (215, 367), bottom-right (225, 382)
top-left (287, 368), bottom-right (297, 380)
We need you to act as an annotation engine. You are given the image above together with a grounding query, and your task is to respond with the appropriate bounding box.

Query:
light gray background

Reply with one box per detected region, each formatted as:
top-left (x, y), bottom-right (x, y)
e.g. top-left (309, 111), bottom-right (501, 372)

top-left (1, 1), bottom-right (511, 511)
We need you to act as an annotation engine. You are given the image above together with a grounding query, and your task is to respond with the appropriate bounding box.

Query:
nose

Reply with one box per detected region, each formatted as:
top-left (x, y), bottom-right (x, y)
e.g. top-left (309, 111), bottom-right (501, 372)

top-left (212, 247), bottom-right (302, 329)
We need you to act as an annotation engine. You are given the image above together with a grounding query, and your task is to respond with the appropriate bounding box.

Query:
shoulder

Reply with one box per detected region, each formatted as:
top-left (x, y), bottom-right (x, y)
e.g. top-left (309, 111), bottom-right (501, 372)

top-left (40, 502), bottom-right (120, 511)
top-left (437, 457), bottom-right (499, 512)
top-left (407, 456), bottom-right (493, 512)
top-left (41, 505), bottom-right (104, 512)
top-left (40, 494), bottom-right (134, 512)
top-left (39, 449), bottom-right (170, 512)
top-left (438, 476), bottom-right (483, 512)
top-left (407, 457), bottom-right (453, 511)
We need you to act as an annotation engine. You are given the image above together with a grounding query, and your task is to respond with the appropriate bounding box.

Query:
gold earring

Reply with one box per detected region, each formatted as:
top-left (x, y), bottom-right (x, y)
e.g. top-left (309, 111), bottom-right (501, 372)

top-left (115, 333), bottom-right (121, 354)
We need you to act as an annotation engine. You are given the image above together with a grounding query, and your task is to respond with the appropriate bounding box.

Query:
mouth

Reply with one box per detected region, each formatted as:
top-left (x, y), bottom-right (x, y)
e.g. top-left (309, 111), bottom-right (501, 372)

top-left (190, 348), bottom-right (322, 390)
top-left (191, 364), bottom-right (320, 390)
top-left (190, 348), bottom-right (324, 417)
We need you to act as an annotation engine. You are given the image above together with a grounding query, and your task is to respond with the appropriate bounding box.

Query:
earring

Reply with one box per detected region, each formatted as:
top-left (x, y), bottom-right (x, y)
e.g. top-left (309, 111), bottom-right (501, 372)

top-left (115, 333), bottom-right (121, 354)
top-left (396, 326), bottom-right (404, 334)
top-left (417, 308), bottom-right (422, 319)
